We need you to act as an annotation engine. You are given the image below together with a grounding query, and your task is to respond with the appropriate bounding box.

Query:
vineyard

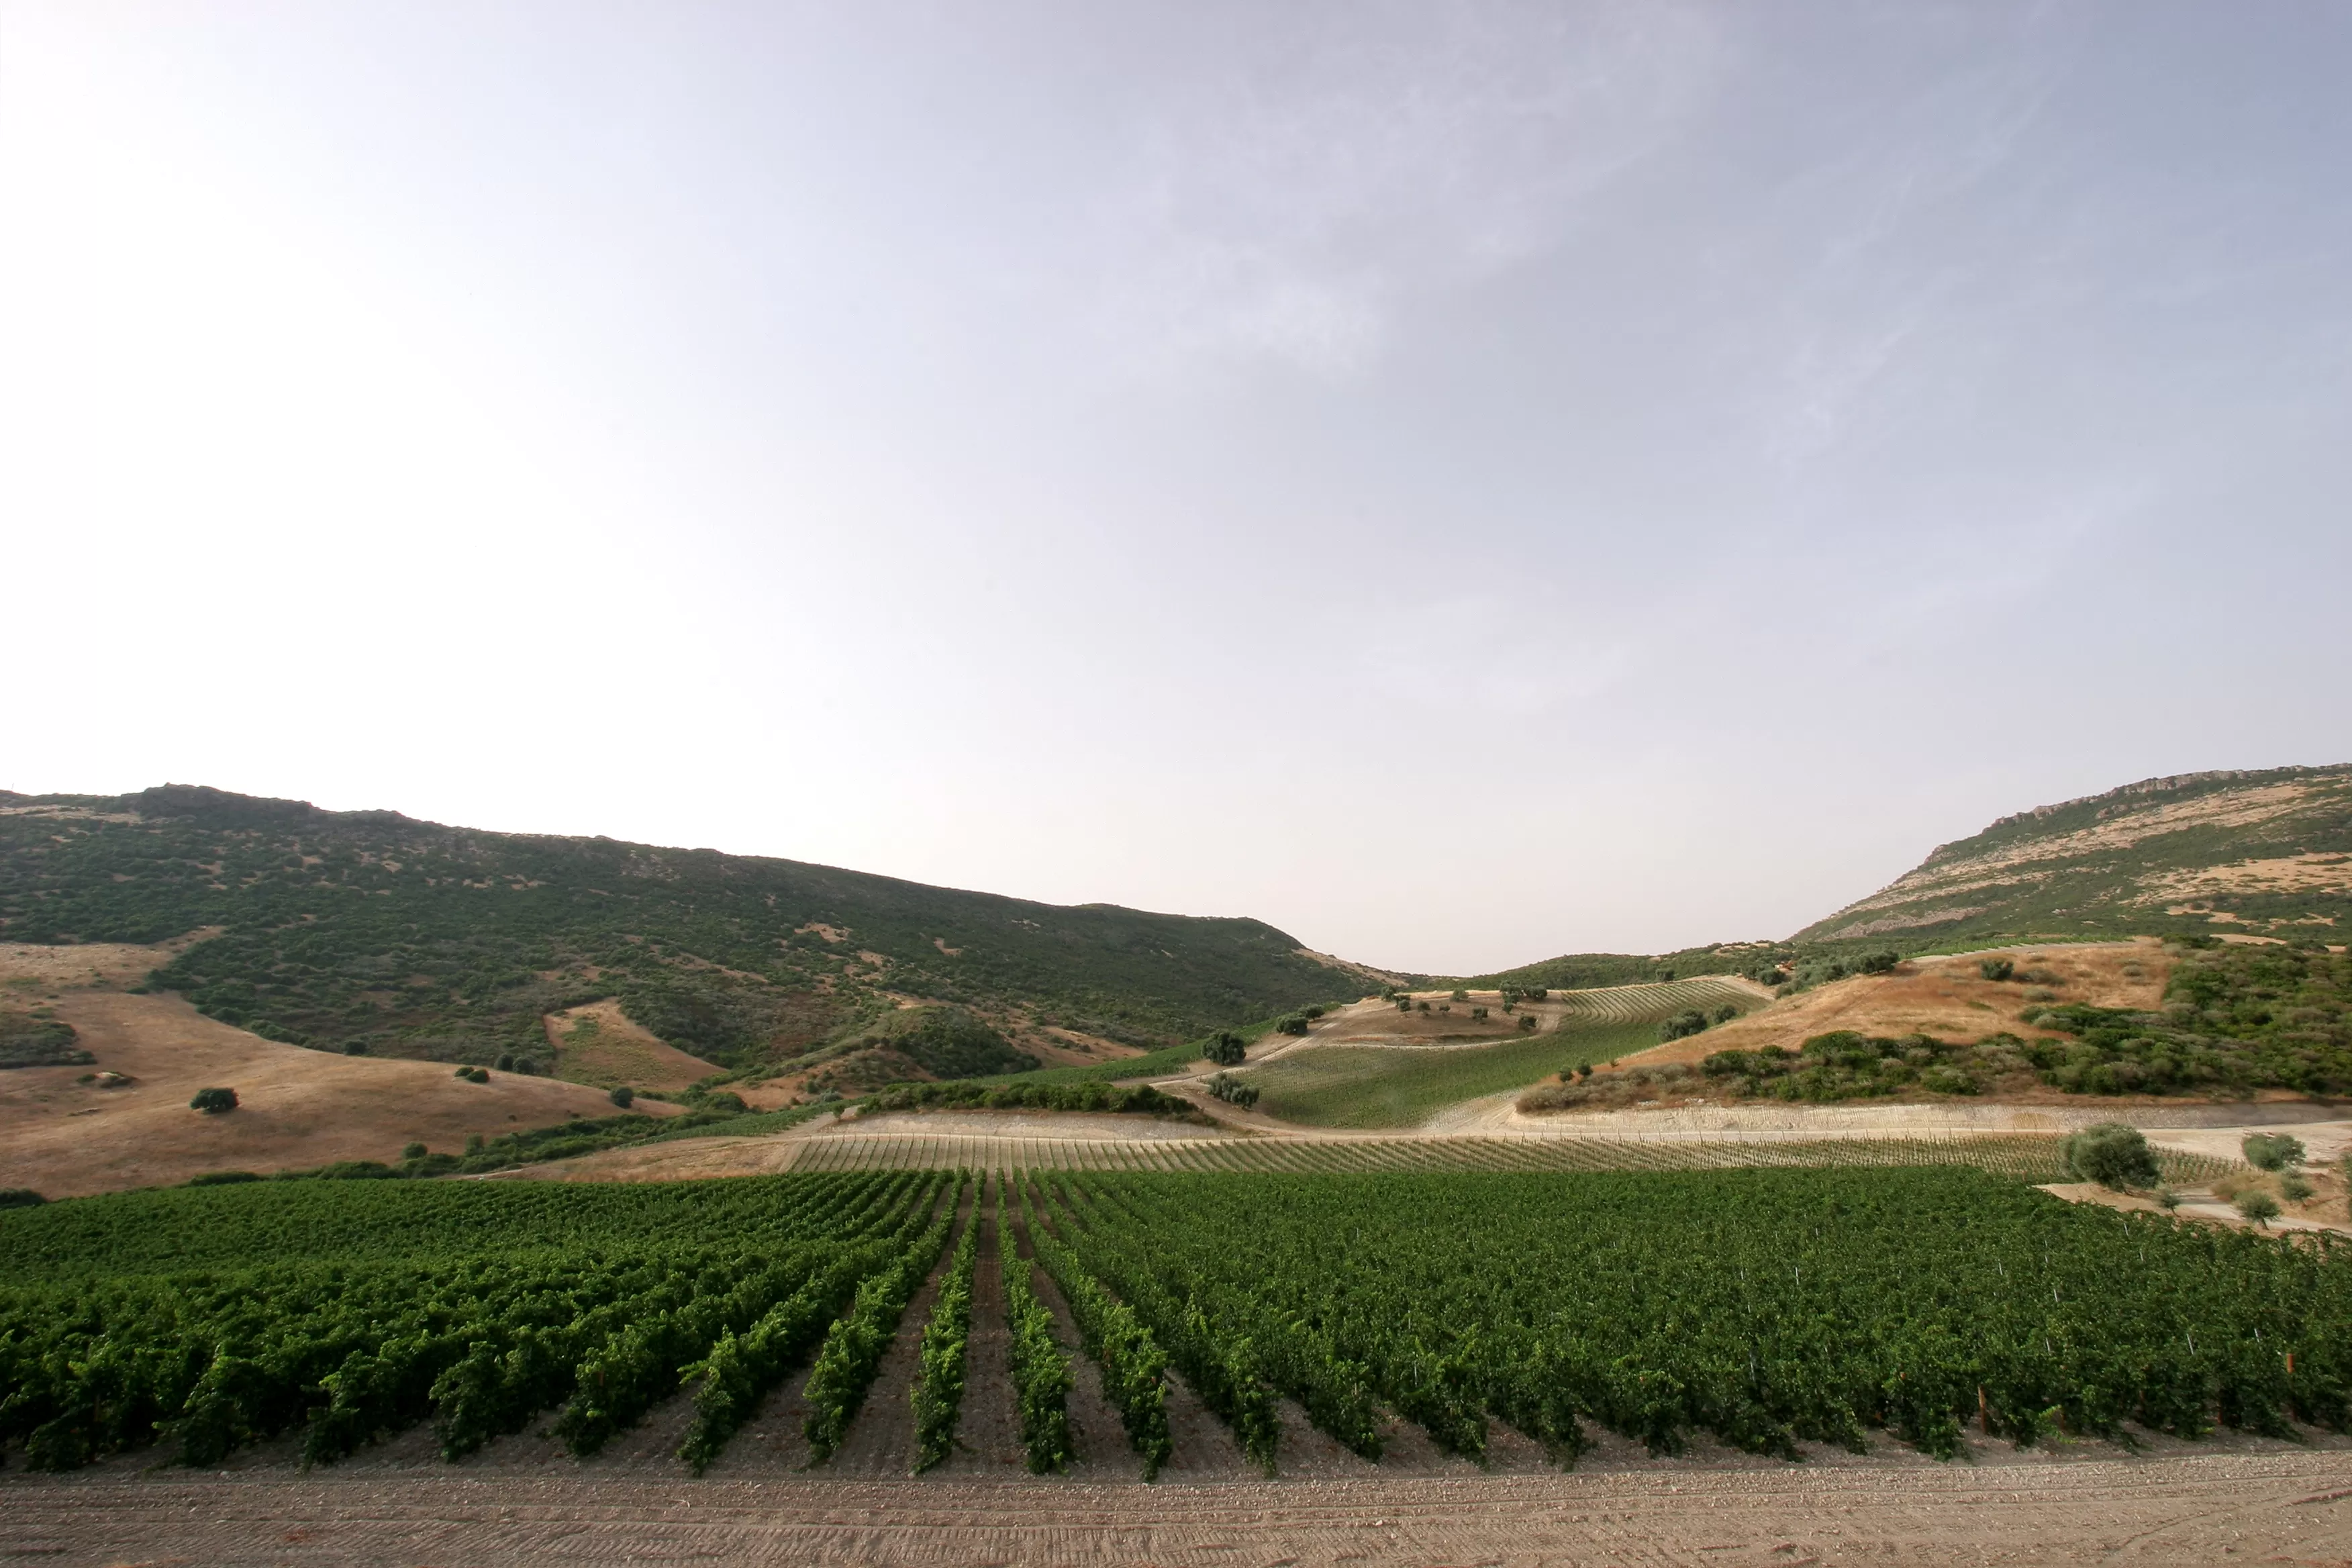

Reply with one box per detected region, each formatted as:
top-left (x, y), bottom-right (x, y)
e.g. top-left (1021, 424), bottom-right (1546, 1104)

top-left (783, 1128), bottom-right (2236, 1185)
top-left (1547, 977), bottom-right (1759, 1025)
top-left (2, 1160), bottom-right (2333, 1480)
top-left (1238, 1019), bottom-right (1664, 1127)
top-left (1233, 980), bottom-right (1763, 1128)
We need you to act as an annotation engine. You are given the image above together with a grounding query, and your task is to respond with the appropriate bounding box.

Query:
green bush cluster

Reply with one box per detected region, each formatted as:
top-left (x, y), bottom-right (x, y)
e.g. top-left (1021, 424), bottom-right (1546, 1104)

top-left (1206, 1072), bottom-right (1259, 1109)
top-left (1659, 1009), bottom-right (1710, 1042)
top-left (2062, 1124), bottom-right (2160, 1189)
top-left (1702, 1032), bottom-right (1990, 1101)
top-left (851, 1080), bottom-right (1192, 1118)
top-left (0, 1013), bottom-right (93, 1070)
top-left (2243, 1133), bottom-right (2307, 1171)
top-left (2015, 942), bottom-right (2351, 1096)
top-left (1659, 1002), bottom-right (1743, 1044)
top-left (1779, 950), bottom-right (1901, 995)
top-left (1203, 1031), bottom-right (1246, 1067)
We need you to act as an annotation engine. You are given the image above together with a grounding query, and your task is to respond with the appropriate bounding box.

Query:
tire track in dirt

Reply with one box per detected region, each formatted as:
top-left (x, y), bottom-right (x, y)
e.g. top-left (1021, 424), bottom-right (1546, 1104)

top-left (8, 1451), bottom-right (2351, 1566)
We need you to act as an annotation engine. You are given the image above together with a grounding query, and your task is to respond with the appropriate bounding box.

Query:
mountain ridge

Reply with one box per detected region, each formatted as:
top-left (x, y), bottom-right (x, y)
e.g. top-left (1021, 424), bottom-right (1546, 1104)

top-left (0, 784), bottom-right (1383, 1087)
top-left (1797, 763), bottom-right (2352, 946)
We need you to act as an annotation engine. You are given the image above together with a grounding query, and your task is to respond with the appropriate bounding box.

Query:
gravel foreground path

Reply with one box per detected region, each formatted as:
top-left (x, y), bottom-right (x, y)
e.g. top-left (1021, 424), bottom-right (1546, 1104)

top-left (7, 1453), bottom-right (2351, 1567)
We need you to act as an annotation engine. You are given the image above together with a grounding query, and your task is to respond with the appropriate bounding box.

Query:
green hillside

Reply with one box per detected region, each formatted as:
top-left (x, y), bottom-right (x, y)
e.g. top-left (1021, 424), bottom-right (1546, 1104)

top-left (1238, 978), bottom-right (1760, 1129)
top-left (1459, 941), bottom-right (1791, 992)
top-left (1457, 767), bottom-right (2350, 994)
top-left (0, 785), bottom-right (1375, 1077)
top-left (1794, 765), bottom-right (2352, 948)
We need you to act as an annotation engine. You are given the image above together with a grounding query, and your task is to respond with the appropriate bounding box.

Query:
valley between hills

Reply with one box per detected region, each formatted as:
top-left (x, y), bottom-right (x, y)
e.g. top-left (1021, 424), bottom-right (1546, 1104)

top-left (5, 766), bottom-right (2352, 1568)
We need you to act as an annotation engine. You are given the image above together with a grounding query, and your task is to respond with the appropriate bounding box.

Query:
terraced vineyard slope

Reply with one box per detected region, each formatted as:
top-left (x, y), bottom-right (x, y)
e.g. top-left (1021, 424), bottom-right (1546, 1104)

top-left (1798, 765), bottom-right (2352, 948)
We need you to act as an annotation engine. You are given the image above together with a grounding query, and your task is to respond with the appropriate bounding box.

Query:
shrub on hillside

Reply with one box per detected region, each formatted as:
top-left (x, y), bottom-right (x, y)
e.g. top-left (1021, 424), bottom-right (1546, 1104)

top-left (1204, 1031), bottom-right (1246, 1067)
top-left (2243, 1132), bottom-right (2306, 1171)
top-left (189, 1086), bottom-right (238, 1114)
top-left (0, 1188), bottom-right (46, 1208)
top-left (186, 1171), bottom-right (260, 1187)
top-left (609, 1085), bottom-right (635, 1108)
top-left (852, 1079), bottom-right (1194, 1118)
top-left (874, 1006), bottom-right (1034, 1079)
top-left (1781, 949), bottom-right (1902, 995)
top-left (2237, 1190), bottom-right (2281, 1227)
top-left (2280, 1172), bottom-right (2313, 1202)
top-left (1518, 1014), bottom-right (1537, 1032)
top-left (1450, 989), bottom-right (1469, 1003)
top-left (1206, 1072), bottom-right (1259, 1109)
top-left (1275, 1014), bottom-right (1311, 1036)
top-left (1659, 1010), bottom-right (1710, 1042)
top-left (1979, 959), bottom-right (2016, 981)
top-left (0, 1013), bottom-right (94, 1070)
top-left (2063, 1123), bottom-right (2159, 1189)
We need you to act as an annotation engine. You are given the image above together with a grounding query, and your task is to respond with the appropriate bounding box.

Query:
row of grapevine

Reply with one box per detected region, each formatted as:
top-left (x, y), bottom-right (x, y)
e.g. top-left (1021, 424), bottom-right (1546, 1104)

top-left (801, 1179), bottom-right (964, 1461)
top-left (1040, 1169), bottom-right (2352, 1465)
top-left (785, 1129), bottom-right (2227, 1184)
top-left (677, 1214), bottom-right (938, 1473)
top-left (908, 1183), bottom-right (983, 1473)
top-left (1020, 1179), bottom-right (1171, 1478)
top-left (1034, 1175), bottom-right (1280, 1471)
top-left (997, 1183), bottom-right (1073, 1473)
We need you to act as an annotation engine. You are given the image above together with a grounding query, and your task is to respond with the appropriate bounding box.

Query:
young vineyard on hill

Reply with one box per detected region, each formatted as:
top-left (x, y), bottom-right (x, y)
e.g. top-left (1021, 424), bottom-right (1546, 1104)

top-left (0, 1168), bottom-right (2345, 1477)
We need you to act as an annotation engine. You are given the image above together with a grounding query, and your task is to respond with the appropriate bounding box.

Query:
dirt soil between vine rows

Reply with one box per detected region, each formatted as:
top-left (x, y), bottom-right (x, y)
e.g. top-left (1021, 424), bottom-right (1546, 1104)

top-left (4, 1445), bottom-right (2348, 1566)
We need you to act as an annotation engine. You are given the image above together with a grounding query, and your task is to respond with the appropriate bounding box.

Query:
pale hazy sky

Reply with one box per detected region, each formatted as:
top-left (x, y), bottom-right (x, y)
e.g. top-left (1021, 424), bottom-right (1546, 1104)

top-left (4, 3), bottom-right (2349, 973)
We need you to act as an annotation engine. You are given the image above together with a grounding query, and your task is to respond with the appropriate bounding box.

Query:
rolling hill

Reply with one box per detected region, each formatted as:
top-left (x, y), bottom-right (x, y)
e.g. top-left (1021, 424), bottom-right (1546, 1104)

top-left (1796, 765), bottom-right (2352, 948)
top-left (0, 785), bottom-right (1385, 1087)
top-left (1457, 765), bottom-right (2351, 993)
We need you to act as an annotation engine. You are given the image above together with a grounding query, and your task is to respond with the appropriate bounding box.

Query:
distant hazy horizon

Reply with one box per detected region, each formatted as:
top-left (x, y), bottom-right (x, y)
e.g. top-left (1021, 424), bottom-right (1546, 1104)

top-left (5, 3), bottom-right (2348, 973)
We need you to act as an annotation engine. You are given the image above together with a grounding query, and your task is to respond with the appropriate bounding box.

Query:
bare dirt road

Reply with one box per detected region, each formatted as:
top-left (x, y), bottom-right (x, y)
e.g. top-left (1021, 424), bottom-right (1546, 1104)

top-left (6, 1447), bottom-right (2349, 1566)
